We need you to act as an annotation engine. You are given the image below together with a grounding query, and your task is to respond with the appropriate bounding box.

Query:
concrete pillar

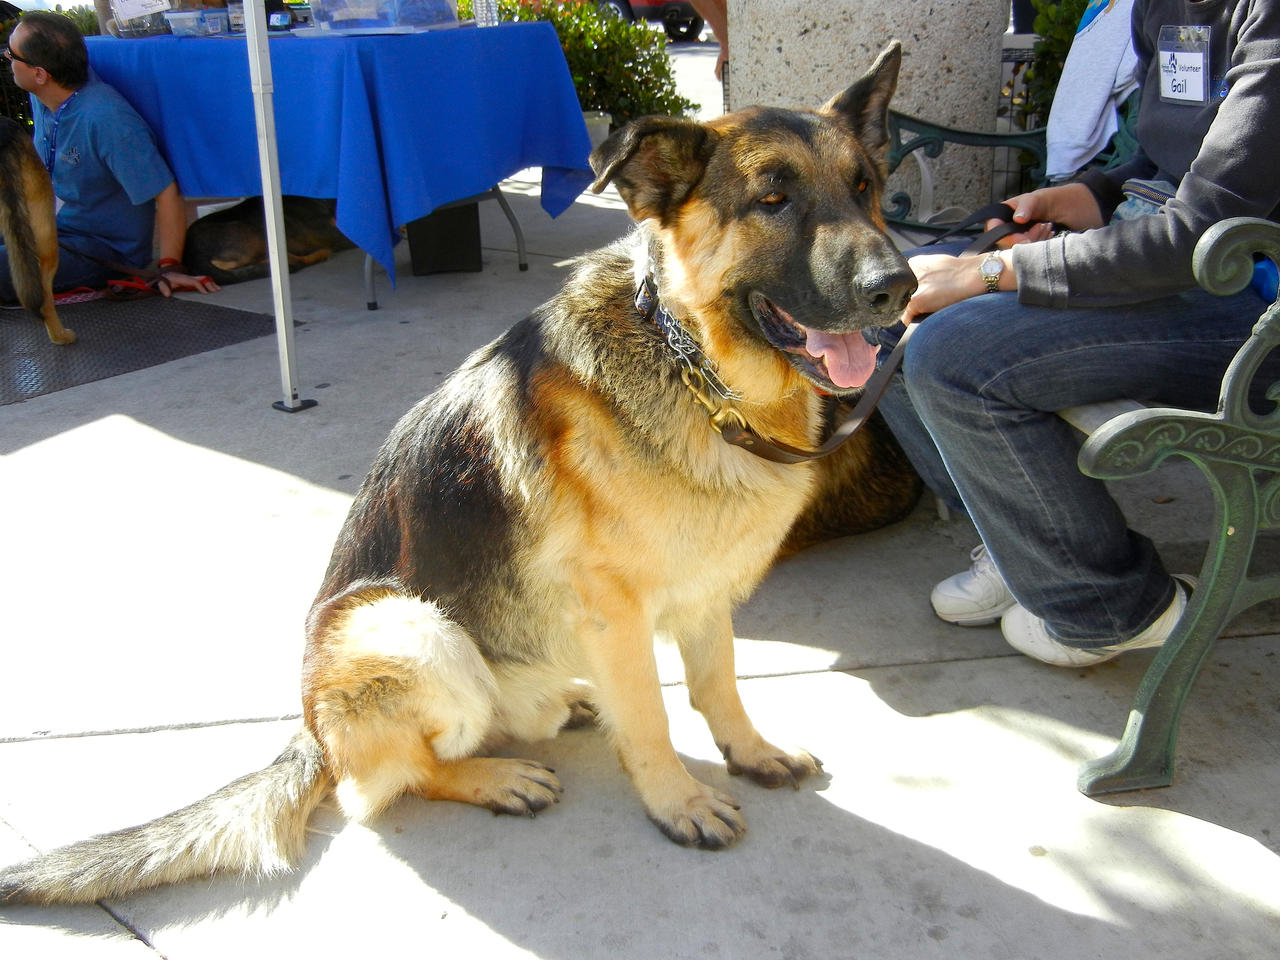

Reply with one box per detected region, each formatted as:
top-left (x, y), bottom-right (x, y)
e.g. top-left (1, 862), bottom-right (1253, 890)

top-left (725, 0), bottom-right (1012, 215)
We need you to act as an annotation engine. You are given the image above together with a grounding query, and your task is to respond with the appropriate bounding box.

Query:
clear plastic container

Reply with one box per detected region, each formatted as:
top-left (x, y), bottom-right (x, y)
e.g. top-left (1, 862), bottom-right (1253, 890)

top-left (308, 0), bottom-right (456, 31)
top-left (163, 8), bottom-right (230, 34)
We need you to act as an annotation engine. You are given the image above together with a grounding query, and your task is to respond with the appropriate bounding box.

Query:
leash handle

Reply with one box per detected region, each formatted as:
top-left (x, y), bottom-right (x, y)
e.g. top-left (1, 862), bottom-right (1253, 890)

top-left (925, 201), bottom-right (1048, 254)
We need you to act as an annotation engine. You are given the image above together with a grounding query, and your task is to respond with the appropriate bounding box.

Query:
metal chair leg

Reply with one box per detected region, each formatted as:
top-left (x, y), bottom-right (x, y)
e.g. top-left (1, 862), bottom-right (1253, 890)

top-left (488, 186), bottom-right (528, 271)
top-left (363, 252), bottom-right (378, 310)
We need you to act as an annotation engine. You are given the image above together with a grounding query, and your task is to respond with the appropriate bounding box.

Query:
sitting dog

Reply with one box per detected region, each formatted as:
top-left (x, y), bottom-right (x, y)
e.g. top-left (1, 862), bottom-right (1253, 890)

top-left (0, 117), bottom-right (74, 344)
top-left (0, 42), bottom-right (920, 904)
top-left (183, 195), bottom-right (354, 286)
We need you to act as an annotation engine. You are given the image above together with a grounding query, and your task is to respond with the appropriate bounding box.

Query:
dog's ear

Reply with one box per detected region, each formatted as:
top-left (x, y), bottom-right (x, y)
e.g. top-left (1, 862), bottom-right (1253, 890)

top-left (589, 116), bottom-right (718, 224)
top-left (820, 40), bottom-right (902, 158)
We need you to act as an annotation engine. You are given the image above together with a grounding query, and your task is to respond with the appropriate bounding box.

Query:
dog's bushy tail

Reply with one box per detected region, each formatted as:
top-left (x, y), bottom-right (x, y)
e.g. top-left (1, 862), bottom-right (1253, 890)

top-left (0, 728), bottom-right (330, 905)
top-left (0, 119), bottom-right (51, 321)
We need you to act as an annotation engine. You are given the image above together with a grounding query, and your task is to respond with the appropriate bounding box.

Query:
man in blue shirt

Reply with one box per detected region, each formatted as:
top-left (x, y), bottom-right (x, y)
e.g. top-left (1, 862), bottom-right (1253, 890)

top-left (1, 11), bottom-right (217, 299)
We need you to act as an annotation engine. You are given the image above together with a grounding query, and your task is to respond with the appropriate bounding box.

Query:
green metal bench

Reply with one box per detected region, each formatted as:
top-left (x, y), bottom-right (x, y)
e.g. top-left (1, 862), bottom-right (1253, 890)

top-left (884, 109), bottom-right (1048, 235)
top-left (883, 95), bottom-right (1139, 236)
top-left (1063, 216), bottom-right (1280, 795)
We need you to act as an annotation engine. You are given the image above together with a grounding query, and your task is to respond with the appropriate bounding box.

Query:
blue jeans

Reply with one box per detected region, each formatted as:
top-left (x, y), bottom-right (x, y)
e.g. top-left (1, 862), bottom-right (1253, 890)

top-left (869, 282), bottom-right (1278, 643)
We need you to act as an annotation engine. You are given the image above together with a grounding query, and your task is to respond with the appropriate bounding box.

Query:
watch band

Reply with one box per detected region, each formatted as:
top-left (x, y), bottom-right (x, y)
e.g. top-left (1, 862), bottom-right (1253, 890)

top-left (980, 251), bottom-right (1003, 293)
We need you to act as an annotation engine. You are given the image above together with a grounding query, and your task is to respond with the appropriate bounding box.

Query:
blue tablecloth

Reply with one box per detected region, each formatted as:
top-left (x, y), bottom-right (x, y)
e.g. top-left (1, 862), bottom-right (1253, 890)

top-left (86, 24), bottom-right (594, 282)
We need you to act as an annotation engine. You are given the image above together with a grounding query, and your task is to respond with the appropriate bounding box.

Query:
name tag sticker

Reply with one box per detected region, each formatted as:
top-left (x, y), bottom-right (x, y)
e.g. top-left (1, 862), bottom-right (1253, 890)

top-left (1158, 25), bottom-right (1211, 105)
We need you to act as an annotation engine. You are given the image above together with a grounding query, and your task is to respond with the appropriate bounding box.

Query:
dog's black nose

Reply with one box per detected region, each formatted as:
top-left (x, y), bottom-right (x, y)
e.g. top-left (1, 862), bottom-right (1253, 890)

top-left (857, 266), bottom-right (917, 316)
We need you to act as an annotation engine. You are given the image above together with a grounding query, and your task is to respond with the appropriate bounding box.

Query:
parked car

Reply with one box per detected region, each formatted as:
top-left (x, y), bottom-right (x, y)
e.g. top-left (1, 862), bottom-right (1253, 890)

top-left (598, 0), bottom-right (705, 41)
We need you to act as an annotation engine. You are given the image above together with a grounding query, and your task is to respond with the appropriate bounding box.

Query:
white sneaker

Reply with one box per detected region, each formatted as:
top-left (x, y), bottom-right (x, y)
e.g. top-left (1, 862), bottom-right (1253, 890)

top-left (1000, 576), bottom-right (1194, 667)
top-left (931, 544), bottom-right (1015, 626)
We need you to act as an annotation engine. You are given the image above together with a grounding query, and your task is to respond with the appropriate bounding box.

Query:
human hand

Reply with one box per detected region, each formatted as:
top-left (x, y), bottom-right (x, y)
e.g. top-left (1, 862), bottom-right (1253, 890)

top-left (154, 263), bottom-right (220, 297)
top-left (902, 252), bottom-right (992, 323)
top-left (987, 182), bottom-right (1103, 246)
top-left (986, 214), bottom-right (1055, 247)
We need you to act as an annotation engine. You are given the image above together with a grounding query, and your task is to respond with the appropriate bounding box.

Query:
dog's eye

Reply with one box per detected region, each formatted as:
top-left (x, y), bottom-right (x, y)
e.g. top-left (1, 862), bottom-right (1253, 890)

top-left (856, 179), bottom-right (869, 194)
top-left (758, 191), bottom-right (787, 206)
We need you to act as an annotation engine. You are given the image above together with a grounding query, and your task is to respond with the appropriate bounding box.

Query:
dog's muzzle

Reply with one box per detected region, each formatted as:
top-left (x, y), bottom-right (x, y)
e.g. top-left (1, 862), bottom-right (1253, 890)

top-left (749, 292), bottom-right (880, 390)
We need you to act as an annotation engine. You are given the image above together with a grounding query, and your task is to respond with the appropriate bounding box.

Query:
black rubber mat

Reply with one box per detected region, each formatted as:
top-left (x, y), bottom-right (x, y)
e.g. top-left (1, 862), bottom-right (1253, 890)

top-left (1, 297), bottom-right (277, 405)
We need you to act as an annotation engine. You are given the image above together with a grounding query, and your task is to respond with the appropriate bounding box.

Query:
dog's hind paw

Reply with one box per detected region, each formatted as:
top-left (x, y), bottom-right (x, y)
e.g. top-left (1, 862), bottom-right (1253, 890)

top-left (723, 742), bottom-right (823, 790)
top-left (416, 757), bottom-right (563, 817)
top-left (482, 760), bottom-right (564, 817)
top-left (45, 323), bottom-right (76, 344)
top-left (647, 783), bottom-right (745, 850)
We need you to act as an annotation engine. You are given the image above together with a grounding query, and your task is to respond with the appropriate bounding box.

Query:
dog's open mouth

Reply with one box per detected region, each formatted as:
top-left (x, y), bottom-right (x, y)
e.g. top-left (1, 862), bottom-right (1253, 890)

top-left (749, 292), bottom-right (878, 390)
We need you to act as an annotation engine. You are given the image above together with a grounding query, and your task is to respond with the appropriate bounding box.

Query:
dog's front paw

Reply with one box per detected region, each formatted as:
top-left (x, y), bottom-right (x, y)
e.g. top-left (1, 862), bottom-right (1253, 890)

top-left (723, 741), bottom-right (823, 790)
top-left (646, 782), bottom-right (745, 850)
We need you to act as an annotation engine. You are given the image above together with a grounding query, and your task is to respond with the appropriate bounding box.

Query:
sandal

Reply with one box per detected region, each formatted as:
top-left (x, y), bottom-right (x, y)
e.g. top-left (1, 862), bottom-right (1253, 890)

top-left (53, 286), bottom-right (105, 305)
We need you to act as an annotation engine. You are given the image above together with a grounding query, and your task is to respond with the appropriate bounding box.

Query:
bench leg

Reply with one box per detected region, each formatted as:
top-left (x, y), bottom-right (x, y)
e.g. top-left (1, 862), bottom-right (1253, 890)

top-left (1078, 464), bottom-right (1256, 795)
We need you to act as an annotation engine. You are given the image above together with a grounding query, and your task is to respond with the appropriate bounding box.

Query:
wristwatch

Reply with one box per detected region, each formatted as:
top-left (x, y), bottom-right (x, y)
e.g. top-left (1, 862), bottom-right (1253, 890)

top-left (979, 251), bottom-right (1005, 293)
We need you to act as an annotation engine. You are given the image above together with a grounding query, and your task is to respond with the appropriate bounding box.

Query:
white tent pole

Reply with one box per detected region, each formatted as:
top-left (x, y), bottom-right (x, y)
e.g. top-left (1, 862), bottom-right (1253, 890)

top-left (242, 0), bottom-right (316, 412)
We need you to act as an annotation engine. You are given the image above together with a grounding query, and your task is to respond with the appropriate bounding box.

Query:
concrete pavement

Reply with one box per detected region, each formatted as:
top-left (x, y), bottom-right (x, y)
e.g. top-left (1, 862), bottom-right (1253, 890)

top-left (2, 37), bottom-right (1278, 960)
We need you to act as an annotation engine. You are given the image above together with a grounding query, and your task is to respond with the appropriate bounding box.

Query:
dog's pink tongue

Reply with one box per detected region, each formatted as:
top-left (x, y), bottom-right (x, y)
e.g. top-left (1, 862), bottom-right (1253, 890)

top-left (805, 328), bottom-right (878, 388)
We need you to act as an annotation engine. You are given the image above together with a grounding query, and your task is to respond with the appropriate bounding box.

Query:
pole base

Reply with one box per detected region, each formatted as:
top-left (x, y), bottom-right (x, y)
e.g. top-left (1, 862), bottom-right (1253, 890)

top-left (272, 398), bottom-right (318, 413)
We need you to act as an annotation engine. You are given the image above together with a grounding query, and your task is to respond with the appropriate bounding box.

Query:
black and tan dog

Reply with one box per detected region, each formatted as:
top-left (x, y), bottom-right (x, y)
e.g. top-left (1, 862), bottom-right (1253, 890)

top-left (183, 195), bottom-right (354, 286)
top-left (0, 117), bottom-right (74, 344)
top-left (0, 43), bottom-right (920, 904)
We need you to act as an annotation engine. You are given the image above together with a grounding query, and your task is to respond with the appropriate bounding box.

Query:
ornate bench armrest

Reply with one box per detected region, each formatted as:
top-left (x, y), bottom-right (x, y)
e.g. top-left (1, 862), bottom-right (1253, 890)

top-left (1193, 217), bottom-right (1280, 429)
top-left (1078, 218), bottom-right (1280, 482)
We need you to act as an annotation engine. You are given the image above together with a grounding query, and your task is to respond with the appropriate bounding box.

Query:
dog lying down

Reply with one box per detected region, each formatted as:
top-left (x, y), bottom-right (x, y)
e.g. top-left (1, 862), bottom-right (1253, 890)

top-left (0, 42), bottom-right (921, 905)
top-left (183, 195), bottom-right (355, 286)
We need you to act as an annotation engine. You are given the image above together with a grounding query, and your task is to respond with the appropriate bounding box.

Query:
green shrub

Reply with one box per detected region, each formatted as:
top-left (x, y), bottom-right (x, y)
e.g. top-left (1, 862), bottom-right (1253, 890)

top-left (1, 16), bottom-right (31, 127)
top-left (1022, 0), bottom-right (1088, 127)
top-left (62, 4), bottom-right (102, 37)
top-left (458, 0), bottom-right (697, 124)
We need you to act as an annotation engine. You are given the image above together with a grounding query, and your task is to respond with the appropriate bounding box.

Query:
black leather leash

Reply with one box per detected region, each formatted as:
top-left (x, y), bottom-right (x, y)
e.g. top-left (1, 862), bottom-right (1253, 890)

top-left (716, 321), bottom-right (918, 464)
top-left (57, 242), bottom-right (158, 279)
top-left (924, 201), bottom-right (1044, 254)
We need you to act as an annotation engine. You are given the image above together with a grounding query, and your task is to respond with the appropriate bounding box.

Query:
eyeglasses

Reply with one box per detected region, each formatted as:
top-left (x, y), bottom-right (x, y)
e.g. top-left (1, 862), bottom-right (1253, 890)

top-left (4, 44), bottom-right (37, 67)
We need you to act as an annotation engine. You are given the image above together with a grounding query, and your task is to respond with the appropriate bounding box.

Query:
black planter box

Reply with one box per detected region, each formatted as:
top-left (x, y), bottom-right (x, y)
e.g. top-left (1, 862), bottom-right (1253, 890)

top-left (405, 201), bottom-right (482, 275)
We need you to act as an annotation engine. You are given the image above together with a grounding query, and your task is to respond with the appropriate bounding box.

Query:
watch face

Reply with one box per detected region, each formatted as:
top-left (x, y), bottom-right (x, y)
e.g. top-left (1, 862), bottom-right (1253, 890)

top-left (980, 256), bottom-right (1003, 277)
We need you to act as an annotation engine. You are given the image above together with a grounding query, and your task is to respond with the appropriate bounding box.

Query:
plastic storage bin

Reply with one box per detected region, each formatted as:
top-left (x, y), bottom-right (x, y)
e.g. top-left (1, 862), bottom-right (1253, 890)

top-left (308, 0), bottom-right (455, 31)
top-left (109, 0), bottom-right (171, 37)
top-left (164, 8), bottom-right (230, 35)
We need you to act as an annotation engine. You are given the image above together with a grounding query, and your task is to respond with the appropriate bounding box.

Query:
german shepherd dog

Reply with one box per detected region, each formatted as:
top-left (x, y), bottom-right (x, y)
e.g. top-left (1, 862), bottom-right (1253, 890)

top-left (0, 43), bottom-right (919, 904)
top-left (0, 117), bottom-right (74, 344)
top-left (183, 195), bottom-right (355, 286)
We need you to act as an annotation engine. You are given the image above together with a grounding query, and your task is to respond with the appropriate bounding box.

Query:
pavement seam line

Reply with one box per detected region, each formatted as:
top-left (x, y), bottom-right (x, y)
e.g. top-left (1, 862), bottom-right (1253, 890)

top-left (0, 713), bottom-right (303, 744)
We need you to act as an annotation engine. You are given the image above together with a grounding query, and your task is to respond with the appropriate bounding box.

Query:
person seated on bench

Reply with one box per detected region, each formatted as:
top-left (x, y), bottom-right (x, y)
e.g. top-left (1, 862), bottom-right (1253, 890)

top-left (1, 12), bottom-right (216, 300)
top-left (869, 0), bottom-right (1280, 666)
